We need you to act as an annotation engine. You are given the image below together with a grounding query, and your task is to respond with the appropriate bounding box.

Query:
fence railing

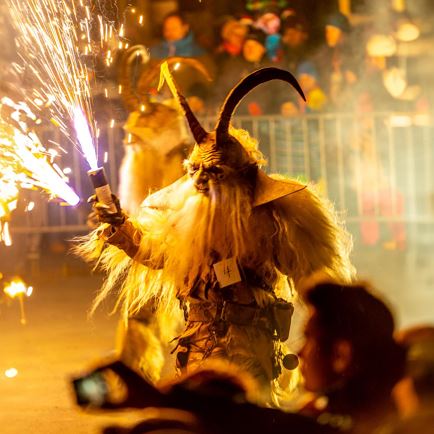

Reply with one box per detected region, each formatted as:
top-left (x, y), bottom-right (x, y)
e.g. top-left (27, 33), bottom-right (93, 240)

top-left (9, 112), bottom-right (434, 237)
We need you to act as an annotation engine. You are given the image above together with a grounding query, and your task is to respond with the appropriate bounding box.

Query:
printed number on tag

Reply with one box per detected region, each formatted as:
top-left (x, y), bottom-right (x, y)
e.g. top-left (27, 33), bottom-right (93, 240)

top-left (213, 257), bottom-right (242, 288)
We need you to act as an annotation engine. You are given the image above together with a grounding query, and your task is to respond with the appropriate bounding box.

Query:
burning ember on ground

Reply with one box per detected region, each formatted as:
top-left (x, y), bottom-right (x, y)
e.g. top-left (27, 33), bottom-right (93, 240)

top-left (3, 277), bottom-right (34, 325)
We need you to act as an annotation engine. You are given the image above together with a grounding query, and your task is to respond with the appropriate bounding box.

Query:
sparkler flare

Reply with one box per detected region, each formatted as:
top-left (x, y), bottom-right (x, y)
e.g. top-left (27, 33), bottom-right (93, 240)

top-left (1, 222), bottom-right (13, 246)
top-left (73, 106), bottom-right (98, 171)
top-left (0, 143), bottom-right (79, 244)
top-left (4, 368), bottom-right (18, 379)
top-left (3, 277), bottom-right (32, 298)
top-left (0, 107), bottom-right (80, 207)
top-left (73, 103), bottom-right (114, 210)
top-left (0, 97), bottom-right (80, 245)
top-left (3, 277), bottom-right (34, 325)
top-left (0, 163), bottom-right (20, 245)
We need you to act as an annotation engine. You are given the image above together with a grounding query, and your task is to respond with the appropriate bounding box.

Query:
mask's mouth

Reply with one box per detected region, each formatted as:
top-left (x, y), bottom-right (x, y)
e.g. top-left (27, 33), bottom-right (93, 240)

top-left (194, 184), bottom-right (210, 194)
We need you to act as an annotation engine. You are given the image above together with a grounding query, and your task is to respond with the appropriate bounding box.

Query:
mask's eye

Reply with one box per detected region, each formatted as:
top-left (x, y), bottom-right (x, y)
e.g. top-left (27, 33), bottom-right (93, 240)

top-left (188, 164), bottom-right (199, 175)
top-left (208, 166), bottom-right (225, 180)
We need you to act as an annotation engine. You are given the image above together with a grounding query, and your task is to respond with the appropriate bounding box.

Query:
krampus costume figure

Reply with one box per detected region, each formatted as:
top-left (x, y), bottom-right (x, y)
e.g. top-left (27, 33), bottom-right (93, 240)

top-left (119, 48), bottom-right (211, 214)
top-left (79, 67), bottom-right (353, 401)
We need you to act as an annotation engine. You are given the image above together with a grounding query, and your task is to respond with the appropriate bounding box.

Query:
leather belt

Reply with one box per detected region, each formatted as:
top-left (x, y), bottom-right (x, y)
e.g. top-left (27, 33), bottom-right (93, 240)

top-left (188, 301), bottom-right (271, 328)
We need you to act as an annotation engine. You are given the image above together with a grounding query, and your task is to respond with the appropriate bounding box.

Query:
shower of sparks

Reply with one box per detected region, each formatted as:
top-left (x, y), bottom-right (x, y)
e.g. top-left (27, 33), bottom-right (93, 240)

top-left (3, 0), bottom-right (132, 189)
top-left (0, 98), bottom-right (80, 245)
top-left (0, 221), bottom-right (13, 246)
top-left (0, 125), bottom-right (80, 207)
top-left (0, 179), bottom-right (19, 217)
top-left (0, 174), bottom-right (17, 246)
top-left (6, 0), bottom-right (96, 151)
top-left (0, 0), bottom-right (149, 238)
top-left (0, 150), bottom-right (19, 246)
top-left (5, 0), bottom-right (126, 163)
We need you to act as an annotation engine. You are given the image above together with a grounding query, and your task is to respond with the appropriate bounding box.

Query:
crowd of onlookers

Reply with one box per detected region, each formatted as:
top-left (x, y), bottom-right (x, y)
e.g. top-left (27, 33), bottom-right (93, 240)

top-left (109, 3), bottom-right (425, 121)
top-left (125, 7), bottom-right (358, 116)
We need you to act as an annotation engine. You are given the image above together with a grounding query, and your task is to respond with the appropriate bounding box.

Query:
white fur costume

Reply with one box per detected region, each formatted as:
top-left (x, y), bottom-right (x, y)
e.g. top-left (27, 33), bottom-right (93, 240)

top-left (118, 50), bottom-right (211, 215)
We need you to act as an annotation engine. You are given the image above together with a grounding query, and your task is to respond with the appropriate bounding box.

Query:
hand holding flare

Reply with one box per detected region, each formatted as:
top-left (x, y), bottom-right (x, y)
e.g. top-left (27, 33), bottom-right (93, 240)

top-left (72, 106), bottom-right (119, 218)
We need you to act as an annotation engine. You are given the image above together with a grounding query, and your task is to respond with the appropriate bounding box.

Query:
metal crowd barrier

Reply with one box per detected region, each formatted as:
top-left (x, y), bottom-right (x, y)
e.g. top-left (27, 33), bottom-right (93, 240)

top-left (9, 112), bottom-right (434, 237)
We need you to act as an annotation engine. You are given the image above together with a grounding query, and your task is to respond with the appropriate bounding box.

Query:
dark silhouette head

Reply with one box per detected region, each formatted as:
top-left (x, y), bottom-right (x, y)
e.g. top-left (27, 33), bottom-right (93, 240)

top-left (301, 282), bottom-right (406, 408)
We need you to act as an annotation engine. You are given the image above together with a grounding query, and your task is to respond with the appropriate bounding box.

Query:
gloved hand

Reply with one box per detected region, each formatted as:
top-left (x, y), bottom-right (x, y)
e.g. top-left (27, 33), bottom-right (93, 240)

top-left (87, 194), bottom-right (126, 226)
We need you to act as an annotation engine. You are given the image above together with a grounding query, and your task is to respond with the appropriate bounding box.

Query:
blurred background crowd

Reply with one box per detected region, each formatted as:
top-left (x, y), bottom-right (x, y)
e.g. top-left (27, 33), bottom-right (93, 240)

top-left (79, 0), bottom-right (434, 122)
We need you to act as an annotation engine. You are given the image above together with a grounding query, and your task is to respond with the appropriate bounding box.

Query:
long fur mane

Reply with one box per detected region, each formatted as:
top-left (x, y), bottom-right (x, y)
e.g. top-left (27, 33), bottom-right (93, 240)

top-left (76, 125), bottom-right (353, 318)
top-left (75, 125), bottom-right (354, 399)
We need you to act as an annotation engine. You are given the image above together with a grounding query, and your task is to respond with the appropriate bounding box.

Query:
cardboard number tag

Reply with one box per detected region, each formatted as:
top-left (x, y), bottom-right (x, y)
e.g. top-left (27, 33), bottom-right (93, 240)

top-left (213, 257), bottom-right (242, 288)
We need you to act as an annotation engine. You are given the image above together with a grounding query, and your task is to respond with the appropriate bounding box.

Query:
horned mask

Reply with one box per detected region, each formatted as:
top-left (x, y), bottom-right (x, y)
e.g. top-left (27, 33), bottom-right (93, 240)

top-left (121, 47), bottom-right (211, 114)
top-left (159, 65), bottom-right (307, 204)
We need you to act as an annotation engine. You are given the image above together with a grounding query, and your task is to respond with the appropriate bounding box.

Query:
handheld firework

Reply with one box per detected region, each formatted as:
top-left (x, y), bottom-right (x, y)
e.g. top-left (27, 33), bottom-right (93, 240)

top-left (73, 107), bottom-right (116, 212)
top-left (1, 98), bottom-right (80, 247)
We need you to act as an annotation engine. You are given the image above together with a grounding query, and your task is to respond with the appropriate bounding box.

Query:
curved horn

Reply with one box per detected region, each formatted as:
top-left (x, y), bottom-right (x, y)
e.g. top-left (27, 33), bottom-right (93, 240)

top-left (216, 68), bottom-right (305, 137)
top-left (119, 45), bottom-right (151, 112)
top-left (158, 61), bottom-right (208, 144)
top-left (139, 57), bottom-right (212, 91)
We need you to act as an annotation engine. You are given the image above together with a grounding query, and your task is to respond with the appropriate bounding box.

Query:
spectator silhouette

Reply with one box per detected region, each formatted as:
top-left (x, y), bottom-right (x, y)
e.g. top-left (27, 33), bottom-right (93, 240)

top-left (79, 281), bottom-right (408, 434)
top-left (314, 12), bottom-right (359, 111)
top-left (150, 12), bottom-right (205, 59)
top-left (296, 61), bottom-right (327, 112)
top-left (213, 26), bottom-right (274, 115)
top-left (215, 18), bottom-right (248, 60)
top-left (380, 325), bottom-right (434, 433)
top-left (281, 14), bottom-right (312, 72)
top-left (299, 281), bottom-right (406, 434)
top-left (96, 361), bottom-right (339, 434)
top-left (393, 325), bottom-right (434, 419)
top-left (255, 9), bottom-right (283, 62)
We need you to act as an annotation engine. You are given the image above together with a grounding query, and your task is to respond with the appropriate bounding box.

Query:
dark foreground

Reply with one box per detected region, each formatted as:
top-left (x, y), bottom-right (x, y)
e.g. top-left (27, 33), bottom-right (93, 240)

top-left (0, 241), bottom-right (433, 433)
